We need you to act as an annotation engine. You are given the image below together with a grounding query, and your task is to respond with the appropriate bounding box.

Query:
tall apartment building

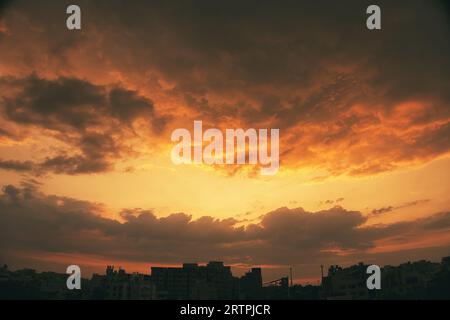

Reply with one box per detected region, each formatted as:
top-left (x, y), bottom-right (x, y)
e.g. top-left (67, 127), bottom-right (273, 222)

top-left (151, 261), bottom-right (239, 299)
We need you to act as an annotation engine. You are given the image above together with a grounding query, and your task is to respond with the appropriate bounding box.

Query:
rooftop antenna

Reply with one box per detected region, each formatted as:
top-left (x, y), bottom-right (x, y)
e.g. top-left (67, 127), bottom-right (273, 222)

top-left (320, 265), bottom-right (324, 285)
top-left (289, 267), bottom-right (293, 287)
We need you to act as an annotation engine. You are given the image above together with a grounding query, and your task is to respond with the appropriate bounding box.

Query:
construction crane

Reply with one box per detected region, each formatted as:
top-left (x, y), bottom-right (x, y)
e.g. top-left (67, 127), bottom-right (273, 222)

top-left (263, 276), bottom-right (289, 287)
top-left (263, 266), bottom-right (294, 287)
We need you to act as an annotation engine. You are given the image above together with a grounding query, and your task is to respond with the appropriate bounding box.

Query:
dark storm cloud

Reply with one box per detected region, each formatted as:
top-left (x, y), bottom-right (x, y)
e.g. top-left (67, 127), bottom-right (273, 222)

top-left (319, 198), bottom-right (345, 206)
top-left (5, 0), bottom-right (449, 114)
top-left (109, 88), bottom-right (154, 122)
top-left (0, 159), bottom-right (34, 172)
top-left (40, 154), bottom-right (111, 174)
top-left (0, 0), bottom-right (13, 16)
top-left (0, 155), bottom-right (111, 175)
top-left (0, 0), bottom-right (449, 176)
top-left (372, 206), bottom-right (394, 215)
top-left (421, 212), bottom-right (450, 230)
top-left (1, 185), bottom-right (449, 266)
top-left (255, 206), bottom-right (368, 251)
top-left (96, 0), bottom-right (448, 124)
top-left (72, 0), bottom-right (448, 175)
top-left (0, 75), bottom-right (164, 174)
top-left (0, 127), bottom-right (13, 138)
top-left (371, 199), bottom-right (431, 216)
top-left (1, 75), bottom-right (155, 129)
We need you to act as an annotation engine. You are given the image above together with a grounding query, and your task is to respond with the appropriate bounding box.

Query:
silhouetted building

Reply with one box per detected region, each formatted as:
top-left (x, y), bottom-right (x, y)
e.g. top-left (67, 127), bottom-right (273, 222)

top-left (322, 262), bottom-right (372, 299)
top-left (288, 284), bottom-right (320, 300)
top-left (322, 257), bottom-right (450, 299)
top-left (0, 267), bottom-right (85, 299)
top-left (151, 261), bottom-right (238, 299)
top-left (1, 256), bottom-right (448, 299)
top-left (381, 259), bottom-right (441, 299)
top-left (0, 265), bottom-right (9, 283)
top-left (240, 268), bottom-right (263, 299)
top-left (88, 265), bottom-right (155, 300)
top-left (262, 276), bottom-right (289, 299)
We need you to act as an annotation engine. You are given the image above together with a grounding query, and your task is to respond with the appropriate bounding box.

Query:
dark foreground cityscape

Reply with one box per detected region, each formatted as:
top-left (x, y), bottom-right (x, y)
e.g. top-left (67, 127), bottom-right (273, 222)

top-left (1, 256), bottom-right (449, 300)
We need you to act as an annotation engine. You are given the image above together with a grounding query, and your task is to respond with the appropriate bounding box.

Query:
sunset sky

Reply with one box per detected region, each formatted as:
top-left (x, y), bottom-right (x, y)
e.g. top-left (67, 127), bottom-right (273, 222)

top-left (0, 0), bottom-right (449, 283)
